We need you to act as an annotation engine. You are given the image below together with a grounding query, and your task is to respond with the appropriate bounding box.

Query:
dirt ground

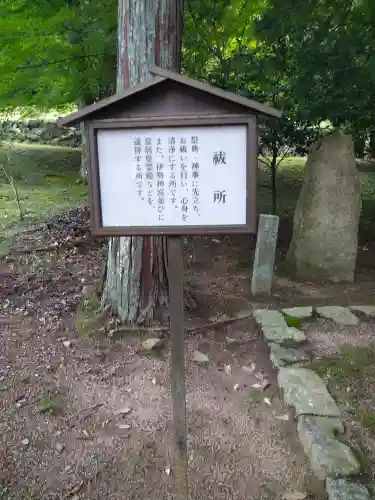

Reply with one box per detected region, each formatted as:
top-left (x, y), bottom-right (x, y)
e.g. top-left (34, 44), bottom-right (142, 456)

top-left (2, 207), bottom-right (375, 500)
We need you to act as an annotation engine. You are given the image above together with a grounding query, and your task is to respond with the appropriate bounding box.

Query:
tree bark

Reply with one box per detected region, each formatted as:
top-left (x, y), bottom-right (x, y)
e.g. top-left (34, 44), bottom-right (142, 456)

top-left (101, 0), bottom-right (184, 324)
top-left (370, 129), bottom-right (375, 159)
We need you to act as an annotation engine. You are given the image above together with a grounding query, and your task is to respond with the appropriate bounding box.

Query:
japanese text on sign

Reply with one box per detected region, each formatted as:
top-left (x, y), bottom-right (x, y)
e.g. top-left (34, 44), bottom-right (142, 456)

top-left (97, 125), bottom-right (247, 227)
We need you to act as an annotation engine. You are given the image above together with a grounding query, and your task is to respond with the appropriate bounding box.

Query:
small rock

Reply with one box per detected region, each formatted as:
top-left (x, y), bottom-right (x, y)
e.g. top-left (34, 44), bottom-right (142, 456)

top-left (115, 407), bottom-right (132, 416)
top-left (141, 338), bottom-right (163, 351)
top-left (21, 438), bottom-right (30, 446)
top-left (224, 364), bottom-right (232, 374)
top-left (15, 394), bottom-right (26, 402)
top-left (233, 383), bottom-right (240, 391)
top-left (326, 478), bottom-right (371, 500)
top-left (316, 306), bottom-right (359, 326)
top-left (282, 307), bottom-right (313, 319)
top-left (193, 351), bottom-right (209, 363)
top-left (118, 424), bottom-right (131, 430)
top-left (55, 430), bottom-right (62, 437)
top-left (152, 377), bottom-right (157, 385)
top-left (56, 443), bottom-right (65, 453)
top-left (62, 340), bottom-right (72, 348)
top-left (242, 363), bottom-right (256, 373)
top-left (251, 380), bottom-right (270, 390)
top-left (275, 414), bottom-right (290, 421)
top-left (165, 466), bottom-right (171, 476)
top-left (264, 397), bottom-right (272, 406)
top-left (283, 492), bottom-right (307, 500)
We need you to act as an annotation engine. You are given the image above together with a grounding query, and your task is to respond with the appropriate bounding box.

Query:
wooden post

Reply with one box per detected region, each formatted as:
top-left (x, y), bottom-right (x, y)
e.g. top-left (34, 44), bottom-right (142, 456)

top-left (168, 235), bottom-right (188, 500)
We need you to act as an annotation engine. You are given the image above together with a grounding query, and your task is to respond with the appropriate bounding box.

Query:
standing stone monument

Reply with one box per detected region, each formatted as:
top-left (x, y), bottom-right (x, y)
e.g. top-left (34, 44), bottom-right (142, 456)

top-left (251, 214), bottom-right (279, 294)
top-left (286, 132), bottom-right (361, 282)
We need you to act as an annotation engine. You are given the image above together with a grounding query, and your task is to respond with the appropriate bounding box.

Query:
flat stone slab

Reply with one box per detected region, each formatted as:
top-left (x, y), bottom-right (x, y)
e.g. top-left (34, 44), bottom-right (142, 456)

top-left (316, 306), bottom-right (359, 325)
top-left (349, 305), bottom-right (375, 317)
top-left (269, 344), bottom-right (310, 368)
top-left (263, 326), bottom-right (307, 346)
top-left (254, 309), bottom-right (287, 329)
top-left (282, 306), bottom-right (313, 319)
top-left (297, 415), bottom-right (360, 480)
top-left (278, 368), bottom-right (341, 417)
top-left (326, 478), bottom-right (371, 500)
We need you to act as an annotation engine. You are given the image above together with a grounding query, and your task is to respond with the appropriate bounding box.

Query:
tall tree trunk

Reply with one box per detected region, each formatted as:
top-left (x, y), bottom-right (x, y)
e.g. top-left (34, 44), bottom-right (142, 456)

top-left (101, 0), bottom-right (184, 324)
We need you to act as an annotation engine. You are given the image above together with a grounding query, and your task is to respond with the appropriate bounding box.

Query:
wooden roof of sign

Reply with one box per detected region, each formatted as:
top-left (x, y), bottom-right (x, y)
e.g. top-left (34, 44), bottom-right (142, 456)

top-left (58, 66), bottom-right (282, 127)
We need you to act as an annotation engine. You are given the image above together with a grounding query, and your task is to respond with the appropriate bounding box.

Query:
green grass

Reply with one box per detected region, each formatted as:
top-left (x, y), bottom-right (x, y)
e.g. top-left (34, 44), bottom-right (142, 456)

top-left (307, 345), bottom-right (375, 491)
top-left (258, 156), bottom-right (375, 222)
top-left (1, 147), bottom-right (375, 258)
top-left (38, 393), bottom-right (62, 415)
top-left (0, 142), bottom-right (85, 255)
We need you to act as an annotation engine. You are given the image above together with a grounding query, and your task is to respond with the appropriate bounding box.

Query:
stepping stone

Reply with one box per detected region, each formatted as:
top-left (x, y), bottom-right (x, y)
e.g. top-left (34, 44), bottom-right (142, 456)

top-left (263, 326), bottom-right (306, 346)
top-left (298, 415), bottom-right (360, 480)
top-left (269, 344), bottom-right (310, 368)
top-left (254, 309), bottom-right (287, 329)
top-left (282, 306), bottom-right (313, 319)
top-left (254, 310), bottom-right (306, 345)
top-left (278, 368), bottom-right (341, 417)
top-left (316, 306), bottom-right (359, 326)
top-left (349, 305), bottom-right (375, 317)
top-left (326, 478), bottom-right (371, 500)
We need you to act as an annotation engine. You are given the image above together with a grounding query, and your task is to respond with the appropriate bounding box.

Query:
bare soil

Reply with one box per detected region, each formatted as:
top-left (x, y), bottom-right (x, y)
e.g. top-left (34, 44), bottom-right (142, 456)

top-left (2, 207), bottom-right (375, 500)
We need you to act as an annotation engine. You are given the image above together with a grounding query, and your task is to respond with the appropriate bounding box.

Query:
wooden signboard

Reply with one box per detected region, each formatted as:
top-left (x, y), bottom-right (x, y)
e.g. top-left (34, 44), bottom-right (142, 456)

top-left (58, 66), bottom-right (281, 500)
top-left (87, 117), bottom-right (256, 235)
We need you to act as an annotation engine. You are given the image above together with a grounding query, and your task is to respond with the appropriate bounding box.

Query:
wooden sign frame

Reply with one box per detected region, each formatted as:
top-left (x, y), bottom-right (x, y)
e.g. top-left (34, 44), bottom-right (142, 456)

top-left (87, 115), bottom-right (257, 237)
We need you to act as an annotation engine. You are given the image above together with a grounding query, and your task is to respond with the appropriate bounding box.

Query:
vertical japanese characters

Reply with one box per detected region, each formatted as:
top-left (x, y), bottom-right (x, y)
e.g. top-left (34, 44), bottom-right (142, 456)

top-left (212, 149), bottom-right (227, 205)
top-left (156, 137), bottom-right (165, 221)
top-left (132, 132), bottom-right (231, 223)
top-left (191, 136), bottom-right (200, 216)
top-left (133, 137), bottom-right (143, 200)
top-left (133, 132), bottom-right (202, 224)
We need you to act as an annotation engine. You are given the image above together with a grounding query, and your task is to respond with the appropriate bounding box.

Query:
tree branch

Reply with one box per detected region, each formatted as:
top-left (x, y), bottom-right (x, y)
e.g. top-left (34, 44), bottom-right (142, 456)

top-left (18, 53), bottom-right (110, 70)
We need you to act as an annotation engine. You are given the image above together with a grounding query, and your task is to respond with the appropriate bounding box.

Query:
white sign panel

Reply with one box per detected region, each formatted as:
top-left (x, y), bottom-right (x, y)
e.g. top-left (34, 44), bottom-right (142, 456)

top-left (97, 125), bottom-right (247, 227)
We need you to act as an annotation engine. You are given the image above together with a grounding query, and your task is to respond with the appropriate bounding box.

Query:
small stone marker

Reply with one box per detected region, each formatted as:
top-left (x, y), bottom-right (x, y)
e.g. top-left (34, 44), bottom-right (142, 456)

top-left (251, 214), bottom-right (279, 295)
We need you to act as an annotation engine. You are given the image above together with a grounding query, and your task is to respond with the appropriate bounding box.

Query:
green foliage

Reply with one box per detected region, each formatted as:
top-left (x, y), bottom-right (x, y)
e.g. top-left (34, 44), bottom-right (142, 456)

top-left (38, 393), bottom-right (62, 414)
top-left (0, 142), bottom-right (85, 255)
top-left (256, 0), bottom-right (375, 133)
top-left (283, 315), bottom-right (302, 329)
top-left (0, 0), bottom-right (117, 110)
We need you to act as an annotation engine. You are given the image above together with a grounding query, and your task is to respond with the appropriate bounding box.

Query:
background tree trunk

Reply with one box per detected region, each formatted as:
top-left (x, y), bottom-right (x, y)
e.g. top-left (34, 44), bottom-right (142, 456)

top-left (370, 129), bottom-right (375, 159)
top-left (101, 0), bottom-right (184, 324)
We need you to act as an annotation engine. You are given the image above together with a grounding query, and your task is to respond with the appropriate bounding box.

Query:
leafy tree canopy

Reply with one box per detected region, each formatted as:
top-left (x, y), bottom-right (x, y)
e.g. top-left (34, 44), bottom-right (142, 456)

top-left (0, 0), bottom-right (117, 112)
top-left (255, 0), bottom-right (375, 131)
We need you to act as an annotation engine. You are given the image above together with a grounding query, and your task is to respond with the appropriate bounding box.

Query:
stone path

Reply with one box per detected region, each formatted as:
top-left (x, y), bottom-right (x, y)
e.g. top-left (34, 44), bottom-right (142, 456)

top-left (254, 305), bottom-right (375, 500)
